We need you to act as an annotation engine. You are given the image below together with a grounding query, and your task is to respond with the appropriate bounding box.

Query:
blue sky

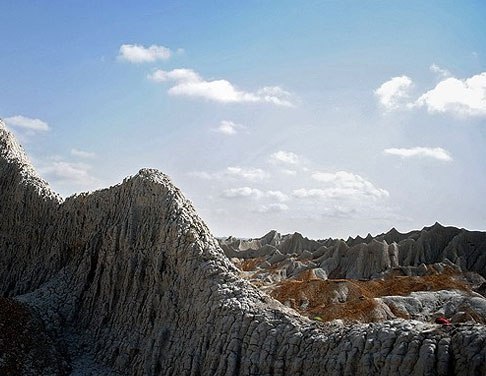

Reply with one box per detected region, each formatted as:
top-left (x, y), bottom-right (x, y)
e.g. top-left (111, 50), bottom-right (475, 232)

top-left (1, 1), bottom-right (485, 238)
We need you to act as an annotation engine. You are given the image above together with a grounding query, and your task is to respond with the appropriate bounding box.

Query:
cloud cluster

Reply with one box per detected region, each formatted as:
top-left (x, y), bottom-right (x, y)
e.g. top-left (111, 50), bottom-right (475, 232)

top-left (376, 70), bottom-right (486, 117)
top-left (212, 120), bottom-right (245, 135)
top-left (416, 72), bottom-right (486, 116)
top-left (374, 76), bottom-right (413, 110)
top-left (191, 148), bottom-right (392, 220)
top-left (190, 166), bottom-right (268, 182)
top-left (269, 150), bottom-right (301, 165)
top-left (221, 187), bottom-right (290, 215)
top-left (222, 187), bottom-right (263, 199)
top-left (221, 187), bottom-right (288, 202)
top-left (118, 44), bottom-right (172, 63)
top-left (148, 68), bottom-right (294, 106)
top-left (430, 64), bottom-right (451, 78)
top-left (294, 171), bottom-right (389, 201)
top-left (226, 167), bottom-right (267, 181)
top-left (4, 115), bottom-right (49, 132)
top-left (384, 147), bottom-right (452, 161)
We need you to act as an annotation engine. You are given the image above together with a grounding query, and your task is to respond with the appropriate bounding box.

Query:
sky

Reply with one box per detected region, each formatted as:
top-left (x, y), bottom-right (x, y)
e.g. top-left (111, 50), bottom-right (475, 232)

top-left (1, 1), bottom-right (485, 239)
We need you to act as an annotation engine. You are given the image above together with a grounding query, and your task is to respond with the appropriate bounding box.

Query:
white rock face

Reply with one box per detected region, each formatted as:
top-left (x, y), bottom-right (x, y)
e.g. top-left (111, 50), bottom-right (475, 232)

top-left (1, 120), bottom-right (485, 375)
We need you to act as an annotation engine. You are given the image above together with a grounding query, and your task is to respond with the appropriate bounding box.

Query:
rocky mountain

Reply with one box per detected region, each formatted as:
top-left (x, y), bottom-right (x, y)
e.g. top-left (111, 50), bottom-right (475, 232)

top-left (221, 223), bottom-right (486, 280)
top-left (1, 119), bottom-right (485, 375)
top-left (220, 225), bottom-right (486, 332)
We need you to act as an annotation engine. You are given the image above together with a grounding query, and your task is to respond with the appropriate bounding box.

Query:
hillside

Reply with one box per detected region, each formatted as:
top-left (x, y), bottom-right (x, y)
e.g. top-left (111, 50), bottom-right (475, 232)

top-left (1, 119), bottom-right (485, 375)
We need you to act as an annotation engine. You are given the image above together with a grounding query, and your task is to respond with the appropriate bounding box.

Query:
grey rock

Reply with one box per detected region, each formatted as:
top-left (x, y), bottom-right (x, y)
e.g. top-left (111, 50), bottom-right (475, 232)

top-left (1, 120), bottom-right (486, 375)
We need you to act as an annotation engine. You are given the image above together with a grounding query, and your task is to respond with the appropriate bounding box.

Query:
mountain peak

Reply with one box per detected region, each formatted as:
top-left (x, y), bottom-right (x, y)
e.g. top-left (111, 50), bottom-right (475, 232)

top-left (0, 119), bottom-right (29, 163)
top-left (0, 119), bottom-right (59, 202)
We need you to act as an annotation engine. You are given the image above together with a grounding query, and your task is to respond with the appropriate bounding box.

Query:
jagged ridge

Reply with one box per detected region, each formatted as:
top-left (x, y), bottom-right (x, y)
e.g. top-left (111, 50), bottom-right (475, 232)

top-left (221, 223), bottom-right (486, 280)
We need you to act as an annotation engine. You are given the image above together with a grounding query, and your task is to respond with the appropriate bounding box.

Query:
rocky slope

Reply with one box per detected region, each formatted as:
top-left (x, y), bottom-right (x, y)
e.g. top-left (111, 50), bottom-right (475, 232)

top-left (220, 224), bottom-right (486, 280)
top-left (221, 227), bottom-right (486, 327)
top-left (1, 119), bottom-right (485, 375)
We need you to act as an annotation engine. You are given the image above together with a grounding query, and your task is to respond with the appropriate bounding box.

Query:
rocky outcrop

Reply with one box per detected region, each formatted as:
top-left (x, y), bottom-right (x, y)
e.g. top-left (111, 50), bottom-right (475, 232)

top-left (222, 223), bottom-right (486, 282)
top-left (1, 120), bottom-right (486, 375)
top-left (219, 230), bottom-right (322, 259)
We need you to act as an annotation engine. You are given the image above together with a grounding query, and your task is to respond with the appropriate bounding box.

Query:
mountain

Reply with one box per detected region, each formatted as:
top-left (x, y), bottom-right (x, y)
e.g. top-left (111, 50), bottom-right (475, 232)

top-left (222, 223), bottom-right (486, 280)
top-left (1, 119), bottom-right (485, 375)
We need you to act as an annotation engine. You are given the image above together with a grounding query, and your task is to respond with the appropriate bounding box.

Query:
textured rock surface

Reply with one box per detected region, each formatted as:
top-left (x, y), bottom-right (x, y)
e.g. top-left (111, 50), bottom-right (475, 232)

top-left (1, 120), bottom-right (486, 375)
top-left (221, 224), bottom-right (486, 281)
top-left (0, 297), bottom-right (69, 375)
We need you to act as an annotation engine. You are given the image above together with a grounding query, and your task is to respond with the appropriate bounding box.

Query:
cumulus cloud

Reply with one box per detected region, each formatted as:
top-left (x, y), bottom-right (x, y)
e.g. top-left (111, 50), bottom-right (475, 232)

top-left (430, 64), bottom-right (451, 78)
top-left (118, 44), bottom-right (172, 63)
top-left (293, 171), bottom-right (389, 201)
top-left (374, 75), bottom-right (413, 110)
top-left (415, 72), bottom-right (486, 116)
top-left (71, 148), bottom-right (96, 159)
top-left (376, 71), bottom-right (486, 117)
top-left (212, 120), bottom-right (245, 135)
top-left (384, 147), bottom-right (452, 161)
top-left (269, 150), bottom-right (301, 165)
top-left (4, 115), bottom-right (49, 132)
top-left (222, 187), bottom-right (263, 199)
top-left (221, 187), bottom-right (288, 203)
top-left (148, 68), bottom-right (294, 106)
top-left (265, 190), bottom-right (289, 202)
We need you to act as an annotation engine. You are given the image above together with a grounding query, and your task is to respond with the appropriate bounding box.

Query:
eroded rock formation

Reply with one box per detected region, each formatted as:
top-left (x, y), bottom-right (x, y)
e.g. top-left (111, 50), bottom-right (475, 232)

top-left (221, 225), bottom-right (486, 281)
top-left (1, 120), bottom-right (485, 375)
top-left (221, 226), bottom-right (486, 329)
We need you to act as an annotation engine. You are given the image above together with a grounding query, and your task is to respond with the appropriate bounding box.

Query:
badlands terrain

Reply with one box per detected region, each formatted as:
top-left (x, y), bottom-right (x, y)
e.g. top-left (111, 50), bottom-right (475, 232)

top-left (0, 118), bottom-right (485, 375)
top-left (220, 226), bottom-right (486, 325)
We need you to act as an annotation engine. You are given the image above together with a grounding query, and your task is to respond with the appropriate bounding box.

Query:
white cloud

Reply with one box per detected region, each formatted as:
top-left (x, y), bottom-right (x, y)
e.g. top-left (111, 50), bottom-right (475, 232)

top-left (376, 71), bottom-right (486, 117)
top-left (430, 64), bottom-right (451, 78)
top-left (71, 148), bottom-right (96, 159)
top-left (148, 68), bottom-right (294, 106)
top-left (255, 86), bottom-right (295, 107)
top-left (265, 190), bottom-right (289, 202)
top-left (38, 161), bottom-right (97, 186)
top-left (269, 150), bottom-right (301, 165)
top-left (415, 72), bottom-right (486, 116)
top-left (189, 166), bottom-right (267, 181)
top-left (149, 68), bottom-right (198, 82)
top-left (256, 203), bottom-right (289, 213)
top-left (4, 115), bottom-right (49, 132)
top-left (225, 167), bottom-right (267, 181)
top-left (374, 75), bottom-right (413, 110)
top-left (293, 171), bottom-right (389, 201)
top-left (293, 186), bottom-right (388, 201)
top-left (212, 120), bottom-right (245, 135)
top-left (384, 147), bottom-right (453, 161)
top-left (222, 187), bottom-right (263, 199)
top-left (118, 44), bottom-right (172, 63)
top-left (221, 187), bottom-right (289, 203)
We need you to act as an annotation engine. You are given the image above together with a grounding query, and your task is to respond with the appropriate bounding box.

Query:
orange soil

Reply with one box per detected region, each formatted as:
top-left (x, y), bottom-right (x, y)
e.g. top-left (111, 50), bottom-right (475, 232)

top-left (270, 271), bottom-right (471, 323)
top-left (236, 257), bottom-right (266, 271)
